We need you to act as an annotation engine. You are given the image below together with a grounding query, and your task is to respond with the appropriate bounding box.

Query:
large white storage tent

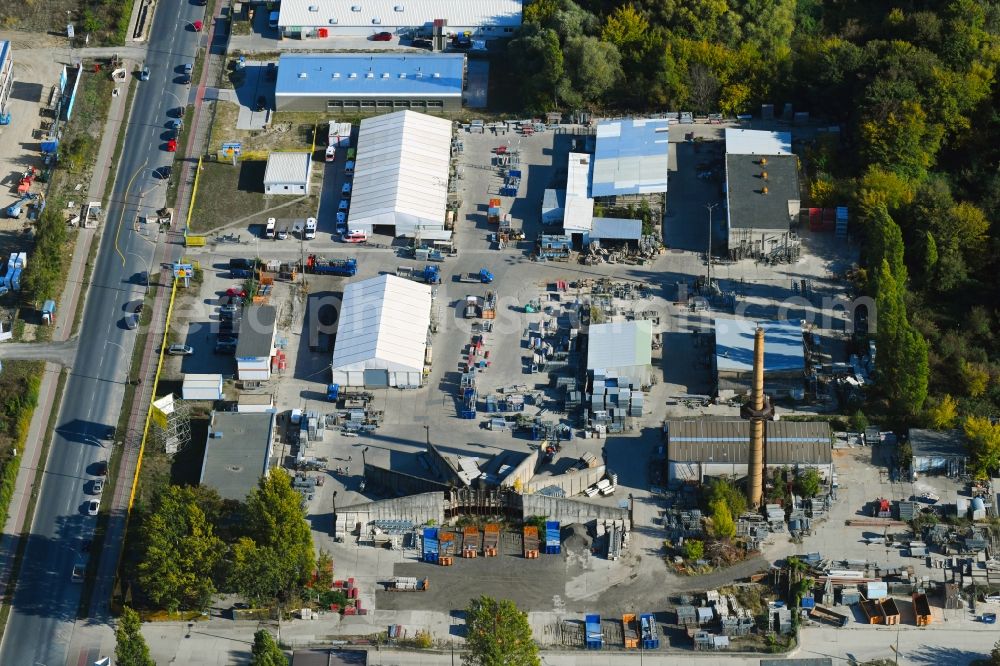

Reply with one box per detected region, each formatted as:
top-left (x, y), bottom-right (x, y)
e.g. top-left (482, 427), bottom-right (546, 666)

top-left (347, 110), bottom-right (452, 237)
top-left (330, 274), bottom-right (432, 388)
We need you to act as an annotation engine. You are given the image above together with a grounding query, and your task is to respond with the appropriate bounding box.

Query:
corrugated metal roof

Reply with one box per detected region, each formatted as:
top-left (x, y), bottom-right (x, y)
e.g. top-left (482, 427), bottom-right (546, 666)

top-left (278, 0), bottom-right (523, 29)
top-left (331, 274), bottom-right (432, 373)
top-left (725, 128), bottom-right (792, 155)
top-left (714, 318), bottom-right (804, 373)
top-left (263, 152), bottom-right (312, 185)
top-left (665, 419), bottom-right (832, 464)
top-left (592, 118), bottom-right (670, 196)
top-left (348, 110), bottom-right (451, 233)
top-left (275, 53), bottom-right (464, 98)
top-left (236, 305), bottom-right (277, 358)
top-left (563, 152), bottom-right (593, 233)
top-left (587, 320), bottom-right (652, 370)
top-left (590, 217), bottom-right (642, 241)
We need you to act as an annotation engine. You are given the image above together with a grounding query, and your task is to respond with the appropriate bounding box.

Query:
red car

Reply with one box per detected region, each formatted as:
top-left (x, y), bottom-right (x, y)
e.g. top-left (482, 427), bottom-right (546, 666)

top-left (166, 138), bottom-right (177, 152)
top-left (226, 286), bottom-right (248, 298)
top-left (193, 20), bottom-right (203, 32)
top-left (372, 32), bottom-right (393, 41)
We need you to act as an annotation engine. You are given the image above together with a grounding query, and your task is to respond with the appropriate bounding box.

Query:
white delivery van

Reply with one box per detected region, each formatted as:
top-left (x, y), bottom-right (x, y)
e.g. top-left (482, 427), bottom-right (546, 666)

top-left (265, 217), bottom-right (276, 239)
top-left (304, 217), bottom-right (317, 240)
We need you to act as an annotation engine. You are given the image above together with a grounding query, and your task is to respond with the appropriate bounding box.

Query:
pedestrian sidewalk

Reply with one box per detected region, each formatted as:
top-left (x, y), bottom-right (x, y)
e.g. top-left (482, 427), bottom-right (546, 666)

top-left (54, 59), bottom-right (137, 343)
top-left (0, 363), bottom-right (60, 599)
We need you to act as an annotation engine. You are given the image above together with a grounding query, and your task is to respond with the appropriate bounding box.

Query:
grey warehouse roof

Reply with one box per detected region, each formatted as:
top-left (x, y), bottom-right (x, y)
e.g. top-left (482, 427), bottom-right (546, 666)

top-left (665, 419), bottom-right (832, 465)
top-left (200, 411), bottom-right (275, 501)
top-left (587, 320), bottom-right (652, 370)
top-left (725, 153), bottom-right (798, 231)
top-left (590, 217), bottom-right (642, 241)
top-left (714, 318), bottom-right (804, 374)
top-left (909, 429), bottom-right (967, 459)
top-left (591, 118), bottom-right (670, 197)
top-left (263, 152), bottom-right (312, 185)
top-left (236, 305), bottom-right (277, 358)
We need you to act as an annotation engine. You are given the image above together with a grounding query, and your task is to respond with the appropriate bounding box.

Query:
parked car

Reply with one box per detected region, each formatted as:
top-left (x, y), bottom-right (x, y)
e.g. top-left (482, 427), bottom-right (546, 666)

top-left (139, 64), bottom-right (150, 81)
top-left (344, 230), bottom-right (368, 243)
top-left (372, 31), bottom-right (393, 41)
top-left (277, 226), bottom-right (289, 240)
top-left (93, 460), bottom-right (108, 476)
top-left (91, 479), bottom-right (104, 495)
top-left (184, 63), bottom-right (193, 75)
top-left (124, 313), bottom-right (139, 330)
top-left (167, 344), bottom-right (194, 356)
top-left (86, 500), bottom-right (100, 516)
top-left (411, 38), bottom-right (432, 50)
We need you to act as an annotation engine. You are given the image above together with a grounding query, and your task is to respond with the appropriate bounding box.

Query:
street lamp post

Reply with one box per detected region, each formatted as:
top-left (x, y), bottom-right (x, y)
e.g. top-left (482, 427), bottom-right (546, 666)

top-left (705, 203), bottom-right (718, 287)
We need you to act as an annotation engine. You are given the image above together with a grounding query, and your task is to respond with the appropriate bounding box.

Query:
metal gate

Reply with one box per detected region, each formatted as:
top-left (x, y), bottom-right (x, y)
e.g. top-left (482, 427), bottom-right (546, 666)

top-left (363, 369), bottom-right (389, 388)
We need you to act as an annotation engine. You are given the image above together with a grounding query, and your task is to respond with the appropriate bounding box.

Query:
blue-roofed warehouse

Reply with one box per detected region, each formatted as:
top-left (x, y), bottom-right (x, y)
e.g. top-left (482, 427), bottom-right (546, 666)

top-left (591, 118), bottom-right (670, 197)
top-left (275, 53), bottom-right (466, 113)
top-left (713, 318), bottom-right (806, 397)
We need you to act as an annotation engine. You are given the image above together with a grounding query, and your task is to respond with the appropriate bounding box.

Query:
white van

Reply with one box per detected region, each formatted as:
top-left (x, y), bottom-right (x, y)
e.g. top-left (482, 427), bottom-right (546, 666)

top-left (304, 217), bottom-right (317, 240)
top-left (264, 217), bottom-right (276, 239)
top-left (344, 160), bottom-right (355, 176)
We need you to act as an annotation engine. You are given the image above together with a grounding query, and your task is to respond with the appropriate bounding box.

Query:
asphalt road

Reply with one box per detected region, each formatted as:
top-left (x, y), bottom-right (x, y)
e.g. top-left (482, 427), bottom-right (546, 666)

top-left (0, 2), bottom-right (203, 663)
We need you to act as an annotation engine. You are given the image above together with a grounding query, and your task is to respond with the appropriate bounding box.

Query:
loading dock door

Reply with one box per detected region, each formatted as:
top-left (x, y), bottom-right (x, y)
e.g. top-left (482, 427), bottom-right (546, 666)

top-left (363, 369), bottom-right (389, 388)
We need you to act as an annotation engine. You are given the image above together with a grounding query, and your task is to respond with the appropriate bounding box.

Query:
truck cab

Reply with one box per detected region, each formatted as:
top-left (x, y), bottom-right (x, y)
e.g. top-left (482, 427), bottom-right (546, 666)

top-left (264, 217), bottom-right (276, 239)
top-left (304, 217), bottom-right (317, 240)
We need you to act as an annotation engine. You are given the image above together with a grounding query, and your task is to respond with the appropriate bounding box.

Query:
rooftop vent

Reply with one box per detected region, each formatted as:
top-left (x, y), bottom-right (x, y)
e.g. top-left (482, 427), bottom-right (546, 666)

top-left (415, 72), bottom-right (423, 78)
top-left (366, 72), bottom-right (375, 78)
top-left (372, 18), bottom-right (381, 24)
top-left (298, 72), bottom-right (308, 79)
top-left (399, 73), bottom-right (406, 78)
top-left (308, 4), bottom-right (319, 11)
top-left (328, 18), bottom-right (338, 24)
top-left (761, 170), bottom-right (768, 180)
top-left (761, 185), bottom-right (769, 195)
top-left (349, 72), bottom-right (358, 78)
top-left (760, 157), bottom-right (768, 166)
top-left (432, 72), bottom-right (440, 78)
top-left (332, 72), bottom-right (341, 78)
top-left (395, 4), bottom-right (404, 11)
top-left (351, 4), bottom-right (361, 11)
top-left (381, 72), bottom-right (390, 78)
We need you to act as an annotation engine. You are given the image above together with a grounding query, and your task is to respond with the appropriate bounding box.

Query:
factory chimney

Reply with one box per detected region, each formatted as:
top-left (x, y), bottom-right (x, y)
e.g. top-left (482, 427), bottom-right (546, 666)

top-left (741, 326), bottom-right (774, 510)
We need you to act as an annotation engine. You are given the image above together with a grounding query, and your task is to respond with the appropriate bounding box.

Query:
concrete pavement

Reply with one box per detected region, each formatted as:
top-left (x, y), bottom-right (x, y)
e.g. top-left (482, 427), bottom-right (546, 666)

top-left (0, 339), bottom-right (78, 365)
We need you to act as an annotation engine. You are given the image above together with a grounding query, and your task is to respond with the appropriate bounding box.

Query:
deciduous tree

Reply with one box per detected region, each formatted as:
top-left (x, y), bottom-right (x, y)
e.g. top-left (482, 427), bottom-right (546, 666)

top-left (965, 416), bottom-right (1000, 480)
top-left (250, 629), bottom-right (287, 666)
top-left (464, 596), bottom-right (539, 666)
top-left (244, 469), bottom-right (315, 589)
top-left (115, 606), bottom-right (155, 666)
top-left (137, 486), bottom-right (225, 612)
top-left (709, 499), bottom-right (735, 539)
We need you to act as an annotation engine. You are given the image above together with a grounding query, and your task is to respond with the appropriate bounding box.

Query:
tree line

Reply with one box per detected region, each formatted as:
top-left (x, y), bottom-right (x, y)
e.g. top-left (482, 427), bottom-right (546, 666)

top-left (129, 468), bottom-right (315, 613)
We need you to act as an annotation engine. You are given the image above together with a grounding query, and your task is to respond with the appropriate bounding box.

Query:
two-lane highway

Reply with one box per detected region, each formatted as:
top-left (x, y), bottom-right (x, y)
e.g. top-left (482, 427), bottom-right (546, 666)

top-left (0, 1), bottom-right (205, 662)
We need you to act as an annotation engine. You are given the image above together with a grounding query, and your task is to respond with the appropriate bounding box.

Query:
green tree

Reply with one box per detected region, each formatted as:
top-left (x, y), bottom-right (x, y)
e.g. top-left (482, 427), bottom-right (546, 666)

top-left (464, 596), bottom-right (540, 666)
top-left (709, 499), bottom-right (735, 539)
top-left (860, 100), bottom-right (943, 180)
top-left (960, 360), bottom-right (990, 398)
top-left (115, 606), bottom-right (155, 666)
top-left (229, 537), bottom-right (292, 605)
top-left (917, 231), bottom-right (938, 286)
top-left (559, 36), bottom-right (622, 107)
top-left (849, 409), bottom-right (869, 432)
top-left (991, 637), bottom-right (1000, 666)
top-left (866, 204), bottom-right (907, 292)
top-left (706, 477), bottom-right (746, 518)
top-left (795, 468), bottom-right (822, 498)
top-left (136, 486), bottom-right (225, 612)
top-left (926, 394), bottom-right (958, 428)
top-left (683, 538), bottom-right (704, 561)
top-left (601, 4), bottom-right (648, 50)
top-left (874, 259), bottom-right (929, 415)
top-left (244, 468), bottom-right (315, 588)
top-left (857, 166), bottom-right (914, 214)
top-left (965, 416), bottom-right (1000, 480)
top-left (507, 24), bottom-right (564, 111)
top-left (250, 629), bottom-right (287, 666)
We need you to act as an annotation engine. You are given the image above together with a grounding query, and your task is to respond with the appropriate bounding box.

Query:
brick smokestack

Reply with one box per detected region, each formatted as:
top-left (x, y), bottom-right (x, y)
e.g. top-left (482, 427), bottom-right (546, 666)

top-left (741, 326), bottom-right (773, 510)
